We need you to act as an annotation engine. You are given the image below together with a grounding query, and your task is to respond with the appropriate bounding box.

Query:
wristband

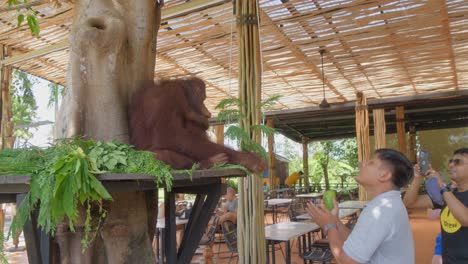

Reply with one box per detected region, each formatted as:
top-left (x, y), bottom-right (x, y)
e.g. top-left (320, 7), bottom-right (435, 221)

top-left (323, 223), bottom-right (338, 234)
top-left (440, 184), bottom-right (453, 195)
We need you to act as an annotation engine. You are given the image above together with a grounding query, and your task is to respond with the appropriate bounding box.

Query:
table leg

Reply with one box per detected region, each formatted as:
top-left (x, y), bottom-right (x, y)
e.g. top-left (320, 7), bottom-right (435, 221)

top-left (286, 240), bottom-right (291, 264)
top-left (272, 241), bottom-right (276, 264)
top-left (155, 228), bottom-right (160, 263)
top-left (302, 234), bottom-right (306, 259)
top-left (273, 205), bottom-right (277, 224)
top-left (161, 228), bottom-right (166, 263)
top-left (266, 240), bottom-right (270, 264)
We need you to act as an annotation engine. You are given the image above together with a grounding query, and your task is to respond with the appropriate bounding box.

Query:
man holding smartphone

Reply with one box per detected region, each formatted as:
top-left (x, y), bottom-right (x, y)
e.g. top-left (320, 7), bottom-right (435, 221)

top-left (404, 148), bottom-right (468, 264)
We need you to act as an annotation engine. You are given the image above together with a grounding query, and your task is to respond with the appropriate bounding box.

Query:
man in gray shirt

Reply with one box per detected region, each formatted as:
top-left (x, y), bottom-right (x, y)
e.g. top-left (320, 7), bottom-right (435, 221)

top-left (307, 148), bottom-right (415, 264)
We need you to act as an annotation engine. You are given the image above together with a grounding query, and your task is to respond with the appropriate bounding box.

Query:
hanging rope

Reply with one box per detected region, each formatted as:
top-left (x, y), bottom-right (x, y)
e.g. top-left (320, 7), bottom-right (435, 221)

top-left (235, 1), bottom-right (266, 263)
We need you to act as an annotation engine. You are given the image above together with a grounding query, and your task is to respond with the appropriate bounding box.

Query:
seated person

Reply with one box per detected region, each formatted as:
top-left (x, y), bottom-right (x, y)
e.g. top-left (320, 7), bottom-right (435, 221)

top-left (217, 187), bottom-right (238, 224)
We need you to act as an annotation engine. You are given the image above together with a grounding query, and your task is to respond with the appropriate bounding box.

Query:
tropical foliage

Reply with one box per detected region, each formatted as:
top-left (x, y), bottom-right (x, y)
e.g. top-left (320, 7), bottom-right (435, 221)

top-left (8, 0), bottom-right (41, 36)
top-left (281, 138), bottom-right (358, 191)
top-left (0, 139), bottom-right (174, 252)
top-left (10, 69), bottom-right (38, 145)
top-left (215, 95), bottom-right (280, 161)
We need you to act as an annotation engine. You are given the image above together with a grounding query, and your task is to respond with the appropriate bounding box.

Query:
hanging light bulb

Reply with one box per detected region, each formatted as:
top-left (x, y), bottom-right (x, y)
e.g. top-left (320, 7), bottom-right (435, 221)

top-left (319, 49), bottom-right (330, 108)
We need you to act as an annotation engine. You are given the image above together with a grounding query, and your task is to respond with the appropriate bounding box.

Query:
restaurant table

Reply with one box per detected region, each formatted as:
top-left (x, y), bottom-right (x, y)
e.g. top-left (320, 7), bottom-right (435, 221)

top-left (264, 198), bottom-right (293, 223)
top-left (265, 222), bottom-right (320, 264)
top-left (296, 208), bottom-right (360, 221)
top-left (295, 192), bottom-right (324, 204)
top-left (338, 200), bottom-right (367, 209)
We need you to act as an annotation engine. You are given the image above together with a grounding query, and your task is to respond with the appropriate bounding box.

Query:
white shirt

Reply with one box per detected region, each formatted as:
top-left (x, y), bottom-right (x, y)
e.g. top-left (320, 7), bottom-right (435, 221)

top-left (343, 190), bottom-right (415, 264)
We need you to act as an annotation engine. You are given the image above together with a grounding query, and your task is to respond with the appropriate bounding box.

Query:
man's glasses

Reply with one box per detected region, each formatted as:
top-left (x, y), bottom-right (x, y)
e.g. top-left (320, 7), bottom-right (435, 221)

top-left (448, 158), bottom-right (467, 166)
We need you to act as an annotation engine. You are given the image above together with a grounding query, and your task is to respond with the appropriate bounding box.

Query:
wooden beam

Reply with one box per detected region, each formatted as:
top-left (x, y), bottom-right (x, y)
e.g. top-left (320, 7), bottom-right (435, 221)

top-left (0, 0), bottom-right (231, 66)
top-left (1, 40), bottom-right (68, 66)
top-left (302, 137), bottom-right (310, 190)
top-left (355, 92), bottom-right (369, 201)
top-left (396, 106), bottom-right (407, 155)
top-left (265, 89), bottom-right (468, 119)
top-left (161, 0), bottom-right (230, 21)
top-left (0, 0), bottom-right (46, 13)
top-left (373, 108), bottom-right (386, 149)
top-left (267, 119), bottom-right (277, 188)
top-left (408, 126), bottom-right (417, 163)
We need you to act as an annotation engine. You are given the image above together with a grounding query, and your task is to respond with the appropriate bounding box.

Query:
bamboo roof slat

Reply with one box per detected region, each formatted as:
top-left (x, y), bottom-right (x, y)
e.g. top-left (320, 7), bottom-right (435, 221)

top-left (0, 0), bottom-right (466, 117)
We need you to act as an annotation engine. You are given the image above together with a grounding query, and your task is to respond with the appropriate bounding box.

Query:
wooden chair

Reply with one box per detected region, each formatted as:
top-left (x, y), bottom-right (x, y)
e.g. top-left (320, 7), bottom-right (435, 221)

top-left (302, 239), bottom-right (334, 264)
top-left (220, 220), bottom-right (238, 264)
top-left (199, 216), bottom-right (219, 246)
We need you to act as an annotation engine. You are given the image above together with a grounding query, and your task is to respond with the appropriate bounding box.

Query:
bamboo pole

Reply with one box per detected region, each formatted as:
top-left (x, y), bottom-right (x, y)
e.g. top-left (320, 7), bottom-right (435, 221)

top-left (215, 124), bottom-right (227, 184)
top-left (409, 126), bottom-right (417, 163)
top-left (267, 119), bottom-right (277, 189)
top-left (235, 1), bottom-right (266, 263)
top-left (215, 124), bottom-right (224, 145)
top-left (396, 106), bottom-right (407, 155)
top-left (0, 44), bottom-right (13, 246)
top-left (355, 92), bottom-right (370, 201)
top-left (302, 137), bottom-right (310, 191)
top-left (0, 45), bottom-right (14, 149)
top-left (373, 108), bottom-right (386, 149)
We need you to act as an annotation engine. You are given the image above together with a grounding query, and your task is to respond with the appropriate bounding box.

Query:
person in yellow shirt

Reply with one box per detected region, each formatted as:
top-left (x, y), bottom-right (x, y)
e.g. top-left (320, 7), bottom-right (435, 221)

top-left (285, 171), bottom-right (303, 187)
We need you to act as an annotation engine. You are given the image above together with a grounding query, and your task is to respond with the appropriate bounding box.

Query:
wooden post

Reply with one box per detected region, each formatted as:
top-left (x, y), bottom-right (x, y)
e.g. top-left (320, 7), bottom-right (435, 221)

top-left (373, 108), bottom-right (386, 149)
top-left (235, 0), bottom-right (266, 262)
top-left (302, 137), bottom-right (310, 191)
top-left (0, 45), bottom-right (13, 241)
top-left (215, 124), bottom-right (224, 145)
top-left (0, 45), bottom-right (14, 149)
top-left (267, 119), bottom-right (276, 189)
top-left (409, 126), bottom-right (417, 163)
top-left (355, 92), bottom-right (370, 201)
top-left (214, 124), bottom-right (227, 184)
top-left (396, 106), bottom-right (407, 155)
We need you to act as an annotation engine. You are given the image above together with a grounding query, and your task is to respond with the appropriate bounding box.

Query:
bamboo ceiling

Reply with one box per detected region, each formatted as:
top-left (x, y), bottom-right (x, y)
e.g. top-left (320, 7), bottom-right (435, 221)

top-left (1, 0), bottom-right (468, 117)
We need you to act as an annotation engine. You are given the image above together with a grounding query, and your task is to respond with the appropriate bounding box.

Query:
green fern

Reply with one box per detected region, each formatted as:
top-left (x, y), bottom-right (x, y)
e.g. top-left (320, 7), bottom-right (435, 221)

top-left (2, 139), bottom-right (175, 254)
top-left (215, 94), bottom-right (281, 167)
top-left (215, 98), bottom-right (242, 110)
top-left (259, 95), bottom-right (282, 110)
top-left (251, 124), bottom-right (275, 137)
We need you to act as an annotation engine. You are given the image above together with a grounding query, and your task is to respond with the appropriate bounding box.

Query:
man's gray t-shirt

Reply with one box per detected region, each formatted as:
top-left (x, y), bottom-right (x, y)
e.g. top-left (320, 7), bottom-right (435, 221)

top-left (343, 190), bottom-right (414, 264)
top-left (225, 199), bottom-right (238, 212)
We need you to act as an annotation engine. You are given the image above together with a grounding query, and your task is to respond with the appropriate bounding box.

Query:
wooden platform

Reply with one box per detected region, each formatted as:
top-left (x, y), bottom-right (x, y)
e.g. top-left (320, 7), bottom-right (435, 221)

top-left (0, 169), bottom-right (246, 264)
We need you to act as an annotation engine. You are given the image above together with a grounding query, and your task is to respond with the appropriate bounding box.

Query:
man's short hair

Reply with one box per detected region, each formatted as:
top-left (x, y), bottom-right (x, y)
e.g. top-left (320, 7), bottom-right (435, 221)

top-left (453, 148), bottom-right (468, 155)
top-left (375, 148), bottom-right (414, 188)
top-left (226, 187), bottom-right (236, 194)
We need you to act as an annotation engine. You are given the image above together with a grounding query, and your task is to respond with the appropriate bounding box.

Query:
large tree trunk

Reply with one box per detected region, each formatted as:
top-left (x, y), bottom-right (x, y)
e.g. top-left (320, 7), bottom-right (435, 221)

top-left (55, 0), bottom-right (161, 263)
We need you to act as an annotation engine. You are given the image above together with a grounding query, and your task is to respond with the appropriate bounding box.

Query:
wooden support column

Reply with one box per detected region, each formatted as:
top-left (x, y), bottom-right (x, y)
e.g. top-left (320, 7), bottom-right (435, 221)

top-left (355, 92), bottom-right (370, 201)
top-left (0, 45), bottom-right (13, 240)
top-left (302, 137), bottom-right (310, 191)
top-left (214, 124), bottom-right (224, 145)
top-left (215, 124), bottom-right (226, 184)
top-left (0, 45), bottom-right (14, 149)
top-left (408, 126), bottom-right (417, 163)
top-left (266, 119), bottom-right (276, 189)
top-left (373, 108), bottom-right (386, 149)
top-left (396, 106), bottom-right (407, 155)
top-left (235, 0), bottom-right (266, 262)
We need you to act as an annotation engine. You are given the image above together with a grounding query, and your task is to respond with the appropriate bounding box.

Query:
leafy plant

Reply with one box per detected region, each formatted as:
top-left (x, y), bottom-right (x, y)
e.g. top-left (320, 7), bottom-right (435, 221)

top-left (1, 139), bottom-right (175, 253)
top-left (9, 0), bottom-right (40, 36)
top-left (11, 3), bottom-right (39, 35)
top-left (10, 69), bottom-right (38, 145)
top-left (215, 95), bottom-right (280, 162)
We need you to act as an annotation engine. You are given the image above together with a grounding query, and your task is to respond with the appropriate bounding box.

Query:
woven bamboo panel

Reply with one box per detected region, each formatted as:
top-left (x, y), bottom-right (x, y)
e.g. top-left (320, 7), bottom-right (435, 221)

top-left (0, 0), bottom-right (467, 115)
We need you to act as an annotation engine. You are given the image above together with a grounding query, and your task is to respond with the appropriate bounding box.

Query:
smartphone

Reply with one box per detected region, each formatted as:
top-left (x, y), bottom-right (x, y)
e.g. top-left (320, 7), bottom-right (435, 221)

top-left (419, 150), bottom-right (430, 175)
top-left (425, 177), bottom-right (444, 206)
